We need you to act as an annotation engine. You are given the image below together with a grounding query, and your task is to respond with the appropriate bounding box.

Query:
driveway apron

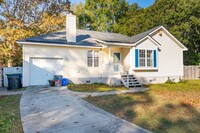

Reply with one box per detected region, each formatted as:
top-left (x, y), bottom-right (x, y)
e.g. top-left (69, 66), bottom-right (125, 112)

top-left (20, 86), bottom-right (150, 133)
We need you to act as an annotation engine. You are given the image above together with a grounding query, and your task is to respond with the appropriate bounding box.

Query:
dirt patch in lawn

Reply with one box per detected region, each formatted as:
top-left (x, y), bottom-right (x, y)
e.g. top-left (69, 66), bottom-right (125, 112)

top-left (68, 83), bottom-right (127, 92)
top-left (0, 95), bottom-right (23, 133)
top-left (85, 80), bottom-right (200, 133)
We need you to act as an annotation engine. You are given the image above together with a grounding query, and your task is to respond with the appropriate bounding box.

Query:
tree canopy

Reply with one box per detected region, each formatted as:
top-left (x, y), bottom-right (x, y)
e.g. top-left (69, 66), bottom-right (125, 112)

top-left (0, 0), bottom-right (66, 66)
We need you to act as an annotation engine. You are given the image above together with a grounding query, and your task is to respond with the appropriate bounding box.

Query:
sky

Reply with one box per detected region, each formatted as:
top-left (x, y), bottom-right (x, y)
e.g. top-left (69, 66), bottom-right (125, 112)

top-left (70, 0), bottom-right (155, 8)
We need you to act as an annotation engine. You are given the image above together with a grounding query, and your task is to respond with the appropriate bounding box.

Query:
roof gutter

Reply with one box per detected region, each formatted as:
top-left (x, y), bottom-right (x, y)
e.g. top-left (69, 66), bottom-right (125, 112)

top-left (94, 39), bottom-right (133, 47)
top-left (133, 36), bottom-right (161, 47)
top-left (16, 41), bottom-right (103, 49)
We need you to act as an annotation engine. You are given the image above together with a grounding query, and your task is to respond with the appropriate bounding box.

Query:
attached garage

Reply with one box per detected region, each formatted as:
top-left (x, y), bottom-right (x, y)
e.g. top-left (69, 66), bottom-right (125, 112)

top-left (29, 58), bottom-right (64, 86)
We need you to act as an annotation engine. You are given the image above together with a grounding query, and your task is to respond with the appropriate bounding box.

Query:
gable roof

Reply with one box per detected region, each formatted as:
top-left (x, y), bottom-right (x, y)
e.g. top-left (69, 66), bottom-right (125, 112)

top-left (157, 26), bottom-right (188, 50)
top-left (18, 30), bottom-right (102, 48)
top-left (130, 26), bottom-right (161, 43)
top-left (17, 29), bottom-right (130, 48)
top-left (17, 26), bottom-right (187, 50)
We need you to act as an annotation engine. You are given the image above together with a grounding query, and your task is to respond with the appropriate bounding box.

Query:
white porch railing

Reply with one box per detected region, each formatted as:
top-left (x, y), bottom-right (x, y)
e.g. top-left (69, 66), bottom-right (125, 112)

top-left (103, 63), bottom-right (129, 75)
top-left (108, 63), bottom-right (130, 87)
top-left (105, 63), bottom-right (124, 74)
top-left (108, 63), bottom-right (129, 74)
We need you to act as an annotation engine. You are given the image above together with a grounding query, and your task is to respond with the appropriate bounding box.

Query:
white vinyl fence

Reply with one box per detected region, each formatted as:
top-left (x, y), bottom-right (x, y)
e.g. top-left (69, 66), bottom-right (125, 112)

top-left (184, 65), bottom-right (200, 79)
top-left (0, 67), bottom-right (3, 87)
top-left (4, 67), bottom-right (22, 87)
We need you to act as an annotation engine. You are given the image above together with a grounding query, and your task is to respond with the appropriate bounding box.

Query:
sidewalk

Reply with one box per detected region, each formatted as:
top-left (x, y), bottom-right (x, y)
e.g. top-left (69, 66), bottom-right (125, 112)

top-left (0, 87), bottom-right (24, 96)
top-left (69, 87), bottom-right (149, 98)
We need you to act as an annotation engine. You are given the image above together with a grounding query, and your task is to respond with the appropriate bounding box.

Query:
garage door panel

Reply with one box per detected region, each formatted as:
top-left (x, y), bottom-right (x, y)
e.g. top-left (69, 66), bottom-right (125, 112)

top-left (30, 58), bottom-right (63, 85)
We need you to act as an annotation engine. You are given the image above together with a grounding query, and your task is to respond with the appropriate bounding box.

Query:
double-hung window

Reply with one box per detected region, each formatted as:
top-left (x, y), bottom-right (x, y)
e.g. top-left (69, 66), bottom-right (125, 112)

top-left (87, 50), bottom-right (99, 67)
top-left (147, 50), bottom-right (153, 67)
top-left (87, 51), bottom-right (93, 67)
top-left (139, 50), bottom-right (146, 67)
top-left (94, 51), bottom-right (99, 67)
top-left (136, 49), bottom-right (156, 68)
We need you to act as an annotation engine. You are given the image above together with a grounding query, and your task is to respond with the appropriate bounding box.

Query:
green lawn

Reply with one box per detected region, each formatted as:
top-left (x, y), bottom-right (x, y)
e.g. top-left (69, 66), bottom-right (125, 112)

top-left (0, 95), bottom-right (23, 133)
top-left (85, 80), bottom-right (200, 133)
top-left (68, 83), bottom-right (128, 92)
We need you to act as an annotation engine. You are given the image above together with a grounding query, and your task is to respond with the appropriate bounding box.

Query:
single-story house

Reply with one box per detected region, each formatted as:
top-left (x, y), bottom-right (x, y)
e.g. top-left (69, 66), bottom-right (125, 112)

top-left (17, 13), bottom-right (187, 87)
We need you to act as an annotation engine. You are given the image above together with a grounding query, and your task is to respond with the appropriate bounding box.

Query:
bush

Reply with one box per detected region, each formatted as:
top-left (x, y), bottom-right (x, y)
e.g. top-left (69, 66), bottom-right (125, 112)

top-left (179, 78), bottom-right (188, 83)
top-left (165, 78), bottom-right (175, 84)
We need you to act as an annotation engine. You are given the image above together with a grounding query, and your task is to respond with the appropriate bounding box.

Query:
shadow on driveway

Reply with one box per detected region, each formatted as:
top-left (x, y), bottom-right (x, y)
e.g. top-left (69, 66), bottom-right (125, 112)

top-left (20, 86), bottom-right (150, 133)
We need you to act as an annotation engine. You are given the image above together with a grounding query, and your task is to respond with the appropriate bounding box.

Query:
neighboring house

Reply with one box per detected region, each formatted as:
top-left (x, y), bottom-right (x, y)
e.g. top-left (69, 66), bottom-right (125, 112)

top-left (17, 13), bottom-right (187, 87)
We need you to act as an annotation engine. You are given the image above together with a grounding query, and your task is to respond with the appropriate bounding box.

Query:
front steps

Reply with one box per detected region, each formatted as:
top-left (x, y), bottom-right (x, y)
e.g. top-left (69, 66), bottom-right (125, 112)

top-left (121, 74), bottom-right (142, 88)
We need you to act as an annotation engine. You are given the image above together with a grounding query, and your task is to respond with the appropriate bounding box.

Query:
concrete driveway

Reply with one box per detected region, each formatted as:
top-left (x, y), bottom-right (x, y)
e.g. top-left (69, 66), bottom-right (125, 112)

top-left (20, 86), bottom-right (150, 133)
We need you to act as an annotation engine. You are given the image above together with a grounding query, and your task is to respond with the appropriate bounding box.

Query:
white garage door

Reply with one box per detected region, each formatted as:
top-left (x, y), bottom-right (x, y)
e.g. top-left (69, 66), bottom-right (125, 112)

top-left (30, 58), bottom-right (63, 85)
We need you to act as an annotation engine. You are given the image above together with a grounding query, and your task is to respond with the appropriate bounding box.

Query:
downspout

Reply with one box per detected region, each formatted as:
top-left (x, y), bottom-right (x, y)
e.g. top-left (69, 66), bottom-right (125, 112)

top-left (108, 46), bottom-right (111, 85)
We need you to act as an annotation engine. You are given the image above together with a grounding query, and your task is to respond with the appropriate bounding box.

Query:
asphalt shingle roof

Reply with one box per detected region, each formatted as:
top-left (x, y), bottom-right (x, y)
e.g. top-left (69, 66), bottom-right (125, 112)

top-left (18, 26), bottom-right (162, 47)
top-left (129, 26), bottom-right (161, 43)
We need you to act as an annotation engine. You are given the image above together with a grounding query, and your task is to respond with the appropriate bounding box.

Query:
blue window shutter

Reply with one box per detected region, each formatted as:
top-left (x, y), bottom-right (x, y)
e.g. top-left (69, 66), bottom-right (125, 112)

top-left (153, 50), bottom-right (157, 67)
top-left (135, 49), bottom-right (139, 68)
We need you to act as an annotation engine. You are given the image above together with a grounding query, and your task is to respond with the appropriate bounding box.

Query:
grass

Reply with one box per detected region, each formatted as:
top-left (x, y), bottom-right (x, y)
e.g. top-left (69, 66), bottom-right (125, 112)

top-left (0, 95), bottom-right (23, 133)
top-left (85, 80), bottom-right (200, 133)
top-left (68, 83), bottom-right (128, 92)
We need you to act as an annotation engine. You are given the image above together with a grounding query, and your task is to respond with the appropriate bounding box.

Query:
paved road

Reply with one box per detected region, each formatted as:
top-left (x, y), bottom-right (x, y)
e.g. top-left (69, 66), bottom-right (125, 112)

top-left (20, 86), bottom-right (150, 133)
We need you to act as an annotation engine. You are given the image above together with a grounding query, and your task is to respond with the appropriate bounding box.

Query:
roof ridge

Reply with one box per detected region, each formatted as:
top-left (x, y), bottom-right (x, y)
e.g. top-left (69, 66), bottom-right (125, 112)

top-left (77, 29), bottom-right (129, 37)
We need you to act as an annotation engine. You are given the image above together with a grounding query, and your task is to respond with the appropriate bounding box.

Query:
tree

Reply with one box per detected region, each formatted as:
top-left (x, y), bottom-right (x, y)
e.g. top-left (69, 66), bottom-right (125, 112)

top-left (82, 0), bottom-right (129, 32)
top-left (0, 0), bottom-right (66, 67)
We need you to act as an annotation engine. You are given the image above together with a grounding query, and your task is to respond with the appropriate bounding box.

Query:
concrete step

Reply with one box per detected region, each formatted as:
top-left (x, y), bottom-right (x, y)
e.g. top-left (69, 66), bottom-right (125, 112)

top-left (121, 75), bottom-right (134, 77)
top-left (122, 77), bottom-right (136, 80)
top-left (121, 74), bottom-right (142, 88)
top-left (123, 79), bottom-right (138, 82)
top-left (129, 84), bottom-right (142, 87)
top-left (128, 82), bottom-right (140, 84)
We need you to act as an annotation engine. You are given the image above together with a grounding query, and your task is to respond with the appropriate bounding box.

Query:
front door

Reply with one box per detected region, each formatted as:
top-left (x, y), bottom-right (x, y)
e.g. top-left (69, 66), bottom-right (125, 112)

top-left (113, 52), bottom-right (121, 72)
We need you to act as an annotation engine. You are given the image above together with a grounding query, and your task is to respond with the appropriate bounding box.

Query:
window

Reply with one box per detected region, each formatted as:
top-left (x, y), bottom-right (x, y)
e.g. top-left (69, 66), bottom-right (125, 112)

top-left (87, 50), bottom-right (99, 67)
top-left (113, 53), bottom-right (120, 63)
top-left (139, 50), bottom-right (146, 67)
top-left (147, 50), bottom-right (153, 67)
top-left (87, 51), bottom-right (93, 67)
top-left (94, 51), bottom-right (99, 67)
top-left (138, 49), bottom-right (154, 67)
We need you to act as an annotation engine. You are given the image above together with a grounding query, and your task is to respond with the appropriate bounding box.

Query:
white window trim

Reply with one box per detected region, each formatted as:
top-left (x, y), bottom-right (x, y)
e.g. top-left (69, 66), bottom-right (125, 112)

top-left (134, 48), bottom-right (158, 70)
top-left (146, 50), bottom-right (154, 67)
top-left (87, 50), bottom-right (100, 67)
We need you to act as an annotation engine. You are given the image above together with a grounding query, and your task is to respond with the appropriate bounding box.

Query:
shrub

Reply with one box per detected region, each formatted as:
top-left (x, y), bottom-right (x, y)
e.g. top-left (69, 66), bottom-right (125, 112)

top-left (165, 77), bottom-right (175, 84)
top-left (179, 78), bottom-right (188, 83)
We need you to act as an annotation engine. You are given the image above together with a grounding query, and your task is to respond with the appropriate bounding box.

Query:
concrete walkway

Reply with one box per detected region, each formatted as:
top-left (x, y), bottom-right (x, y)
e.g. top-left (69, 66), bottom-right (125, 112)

top-left (0, 87), bottom-right (24, 96)
top-left (71, 87), bottom-right (149, 98)
top-left (20, 86), bottom-right (150, 133)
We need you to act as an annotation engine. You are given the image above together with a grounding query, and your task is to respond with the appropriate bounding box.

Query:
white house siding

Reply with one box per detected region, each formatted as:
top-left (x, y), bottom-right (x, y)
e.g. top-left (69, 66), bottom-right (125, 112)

top-left (102, 47), bottom-right (123, 85)
top-left (22, 29), bottom-right (185, 86)
top-left (121, 48), bottom-right (130, 70)
top-left (23, 44), bottom-right (103, 86)
top-left (132, 31), bottom-right (184, 84)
